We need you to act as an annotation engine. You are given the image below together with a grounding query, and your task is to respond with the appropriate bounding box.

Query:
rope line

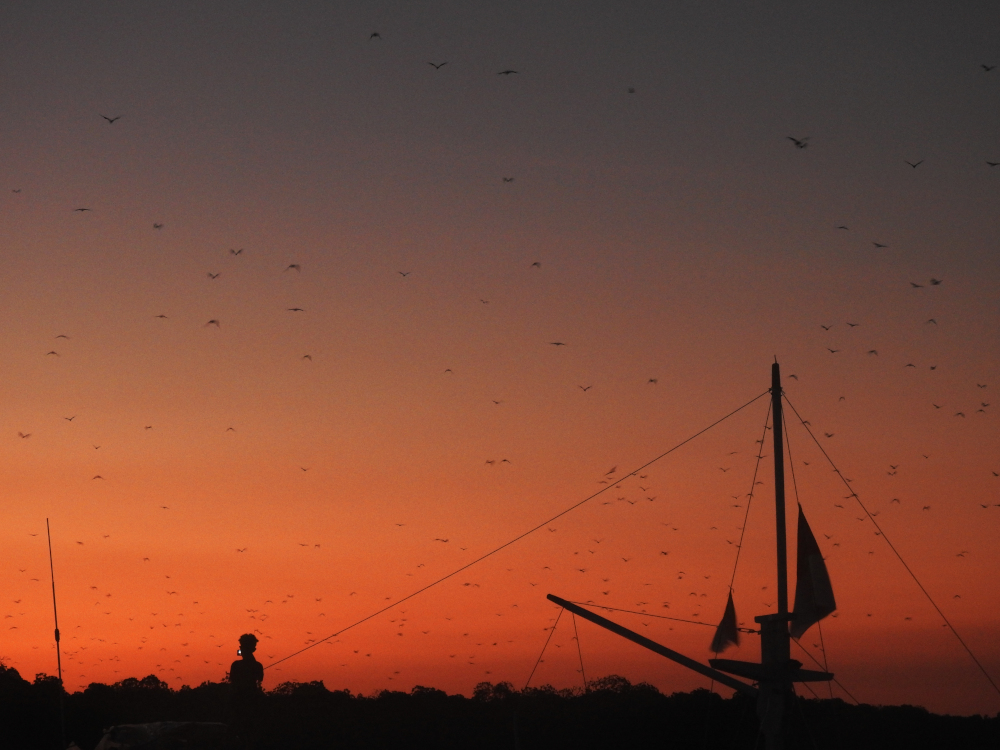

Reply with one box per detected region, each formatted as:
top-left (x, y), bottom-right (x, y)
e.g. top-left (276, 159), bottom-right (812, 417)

top-left (713, 400), bottom-right (769, 700)
top-left (783, 394), bottom-right (1000, 699)
top-left (789, 637), bottom-right (859, 705)
top-left (727, 400), bottom-right (773, 593)
top-left (565, 600), bottom-right (718, 628)
top-left (816, 620), bottom-right (833, 699)
top-left (264, 390), bottom-right (771, 670)
top-left (571, 613), bottom-right (588, 692)
top-left (524, 607), bottom-right (564, 690)
top-left (795, 678), bottom-right (821, 700)
top-left (782, 409), bottom-right (834, 700)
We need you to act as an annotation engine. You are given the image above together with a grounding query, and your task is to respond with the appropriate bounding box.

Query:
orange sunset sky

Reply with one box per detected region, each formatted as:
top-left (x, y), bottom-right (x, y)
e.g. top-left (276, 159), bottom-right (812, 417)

top-left (1, 1), bottom-right (999, 716)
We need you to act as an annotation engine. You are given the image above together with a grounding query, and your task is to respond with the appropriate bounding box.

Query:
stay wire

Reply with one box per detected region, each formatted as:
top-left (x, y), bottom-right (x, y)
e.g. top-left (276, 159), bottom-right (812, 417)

top-left (571, 613), bottom-right (588, 693)
top-left (715, 397), bottom-right (769, 700)
top-left (816, 620), bottom-right (833, 699)
top-left (789, 636), bottom-right (860, 705)
top-left (782, 408), bottom-right (833, 698)
top-left (727, 400), bottom-right (773, 593)
top-left (782, 394), bottom-right (1000, 700)
top-left (524, 607), bottom-right (564, 690)
top-left (264, 390), bottom-right (770, 670)
top-left (795, 679), bottom-right (821, 701)
top-left (564, 600), bottom-right (717, 628)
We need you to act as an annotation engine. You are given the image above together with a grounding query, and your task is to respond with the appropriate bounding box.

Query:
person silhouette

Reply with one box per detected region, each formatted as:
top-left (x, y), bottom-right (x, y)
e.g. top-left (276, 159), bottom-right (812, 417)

top-left (227, 633), bottom-right (264, 747)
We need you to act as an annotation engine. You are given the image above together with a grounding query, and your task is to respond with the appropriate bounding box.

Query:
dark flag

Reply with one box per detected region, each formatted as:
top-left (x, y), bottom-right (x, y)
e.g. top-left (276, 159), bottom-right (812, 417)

top-left (710, 591), bottom-right (739, 652)
top-left (790, 504), bottom-right (836, 638)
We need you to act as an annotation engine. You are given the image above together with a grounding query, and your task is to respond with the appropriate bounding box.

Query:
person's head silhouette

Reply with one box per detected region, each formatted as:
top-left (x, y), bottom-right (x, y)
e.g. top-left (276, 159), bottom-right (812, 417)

top-left (238, 633), bottom-right (258, 659)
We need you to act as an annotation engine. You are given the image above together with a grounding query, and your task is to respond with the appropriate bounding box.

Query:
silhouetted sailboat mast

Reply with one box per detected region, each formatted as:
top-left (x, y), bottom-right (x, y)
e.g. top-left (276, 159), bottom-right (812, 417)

top-left (548, 361), bottom-right (835, 750)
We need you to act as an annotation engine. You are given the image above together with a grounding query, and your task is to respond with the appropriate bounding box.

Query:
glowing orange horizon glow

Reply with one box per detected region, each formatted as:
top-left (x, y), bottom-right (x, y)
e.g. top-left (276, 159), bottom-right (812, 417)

top-left (1, 1), bottom-right (998, 718)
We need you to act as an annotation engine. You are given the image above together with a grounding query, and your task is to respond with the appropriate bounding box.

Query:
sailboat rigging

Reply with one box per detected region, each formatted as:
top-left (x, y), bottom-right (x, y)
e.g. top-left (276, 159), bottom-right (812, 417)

top-left (548, 362), bottom-right (835, 750)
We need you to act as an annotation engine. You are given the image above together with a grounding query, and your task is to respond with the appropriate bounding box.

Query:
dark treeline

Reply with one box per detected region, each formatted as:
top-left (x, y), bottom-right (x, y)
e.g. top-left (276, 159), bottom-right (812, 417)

top-left (1, 664), bottom-right (997, 749)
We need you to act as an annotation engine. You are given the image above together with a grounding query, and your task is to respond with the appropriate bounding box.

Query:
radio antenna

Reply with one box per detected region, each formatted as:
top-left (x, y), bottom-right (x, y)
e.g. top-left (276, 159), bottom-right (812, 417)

top-left (46, 519), bottom-right (67, 750)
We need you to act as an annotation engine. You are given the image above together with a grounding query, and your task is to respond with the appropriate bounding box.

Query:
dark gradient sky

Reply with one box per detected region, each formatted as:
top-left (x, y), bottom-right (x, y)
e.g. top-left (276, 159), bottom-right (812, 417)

top-left (1, 1), bottom-right (999, 715)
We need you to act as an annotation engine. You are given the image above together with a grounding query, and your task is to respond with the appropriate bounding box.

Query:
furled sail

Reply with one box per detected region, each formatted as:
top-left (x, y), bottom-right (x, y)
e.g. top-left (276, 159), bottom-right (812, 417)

top-left (710, 590), bottom-right (740, 652)
top-left (790, 504), bottom-right (836, 638)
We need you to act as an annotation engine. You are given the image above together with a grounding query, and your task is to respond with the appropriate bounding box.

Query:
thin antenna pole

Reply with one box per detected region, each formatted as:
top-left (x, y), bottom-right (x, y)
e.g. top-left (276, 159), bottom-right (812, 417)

top-left (771, 362), bottom-right (789, 617)
top-left (46, 519), bottom-right (67, 750)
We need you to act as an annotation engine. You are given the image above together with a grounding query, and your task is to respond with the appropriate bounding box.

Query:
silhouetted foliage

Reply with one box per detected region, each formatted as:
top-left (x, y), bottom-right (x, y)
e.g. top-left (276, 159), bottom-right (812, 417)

top-left (0, 665), bottom-right (995, 750)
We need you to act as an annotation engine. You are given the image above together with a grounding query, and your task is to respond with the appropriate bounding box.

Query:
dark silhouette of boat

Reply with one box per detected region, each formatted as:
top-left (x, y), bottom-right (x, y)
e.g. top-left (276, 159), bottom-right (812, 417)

top-left (548, 362), bottom-right (835, 750)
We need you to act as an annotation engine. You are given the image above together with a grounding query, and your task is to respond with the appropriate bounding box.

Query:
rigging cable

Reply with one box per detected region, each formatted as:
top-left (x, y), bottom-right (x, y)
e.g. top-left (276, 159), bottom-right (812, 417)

top-left (726, 399), bottom-right (773, 595)
top-left (783, 407), bottom-right (860, 705)
top-left (564, 601), bottom-right (716, 629)
top-left (781, 409), bottom-right (834, 700)
top-left (815, 621), bottom-right (833, 699)
top-left (709, 400), bottom-right (772, 697)
top-left (524, 607), bottom-right (564, 690)
top-left (571, 613), bottom-right (588, 693)
top-left (789, 637), bottom-right (859, 705)
top-left (712, 398), bottom-right (768, 705)
top-left (795, 678), bottom-right (821, 701)
top-left (783, 394), bottom-right (1000, 700)
top-left (264, 389), bottom-right (771, 670)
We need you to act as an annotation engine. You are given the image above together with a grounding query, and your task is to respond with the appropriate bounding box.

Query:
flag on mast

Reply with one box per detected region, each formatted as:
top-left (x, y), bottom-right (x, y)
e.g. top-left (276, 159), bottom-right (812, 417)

top-left (791, 503), bottom-right (836, 638)
top-left (710, 590), bottom-right (739, 652)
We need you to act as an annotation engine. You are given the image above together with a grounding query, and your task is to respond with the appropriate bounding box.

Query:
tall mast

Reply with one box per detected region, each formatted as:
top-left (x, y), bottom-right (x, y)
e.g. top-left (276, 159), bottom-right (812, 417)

top-left (771, 362), bottom-right (788, 616)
